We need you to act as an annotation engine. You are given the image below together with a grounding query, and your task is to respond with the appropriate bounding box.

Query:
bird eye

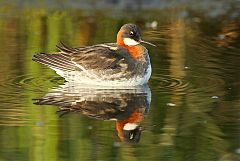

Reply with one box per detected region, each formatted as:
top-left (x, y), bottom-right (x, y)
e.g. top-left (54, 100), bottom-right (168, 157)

top-left (129, 31), bottom-right (134, 36)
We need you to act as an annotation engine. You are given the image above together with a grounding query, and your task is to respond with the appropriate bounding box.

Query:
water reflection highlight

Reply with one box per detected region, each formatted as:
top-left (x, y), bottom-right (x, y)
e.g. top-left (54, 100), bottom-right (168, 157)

top-left (34, 83), bottom-right (151, 143)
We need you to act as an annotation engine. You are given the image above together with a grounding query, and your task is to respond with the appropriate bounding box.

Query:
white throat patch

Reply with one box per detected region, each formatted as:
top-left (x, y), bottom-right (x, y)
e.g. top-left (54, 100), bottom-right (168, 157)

top-left (123, 123), bottom-right (138, 130)
top-left (123, 38), bottom-right (140, 46)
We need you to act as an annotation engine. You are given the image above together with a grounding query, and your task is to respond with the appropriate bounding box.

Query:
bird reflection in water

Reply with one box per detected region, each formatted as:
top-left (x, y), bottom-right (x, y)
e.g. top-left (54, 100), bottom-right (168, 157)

top-left (34, 83), bottom-right (151, 143)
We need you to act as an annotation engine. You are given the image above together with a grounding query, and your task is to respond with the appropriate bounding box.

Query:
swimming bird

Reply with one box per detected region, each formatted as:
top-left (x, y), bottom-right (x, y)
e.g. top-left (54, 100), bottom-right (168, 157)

top-left (33, 23), bottom-right (155, 86)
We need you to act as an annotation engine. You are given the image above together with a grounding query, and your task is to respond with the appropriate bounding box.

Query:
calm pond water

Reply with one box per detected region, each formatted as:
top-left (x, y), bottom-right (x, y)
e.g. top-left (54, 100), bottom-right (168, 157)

top-left (0, 2), bottom-right (240, 161)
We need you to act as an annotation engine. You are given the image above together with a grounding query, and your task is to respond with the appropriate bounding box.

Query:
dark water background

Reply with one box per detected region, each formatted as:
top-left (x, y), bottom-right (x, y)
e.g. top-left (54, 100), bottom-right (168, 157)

top-left (0, 1), bottom-right (240, 161)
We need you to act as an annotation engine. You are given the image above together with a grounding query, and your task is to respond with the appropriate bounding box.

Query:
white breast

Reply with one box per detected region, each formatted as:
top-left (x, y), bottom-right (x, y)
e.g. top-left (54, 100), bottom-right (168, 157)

top-left (137, 64), bottom-right (152, 85)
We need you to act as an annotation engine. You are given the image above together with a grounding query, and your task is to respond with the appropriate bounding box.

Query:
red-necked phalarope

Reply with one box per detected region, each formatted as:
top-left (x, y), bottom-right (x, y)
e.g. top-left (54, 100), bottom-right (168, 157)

top-left (33, 23), bottom-right (155, 86)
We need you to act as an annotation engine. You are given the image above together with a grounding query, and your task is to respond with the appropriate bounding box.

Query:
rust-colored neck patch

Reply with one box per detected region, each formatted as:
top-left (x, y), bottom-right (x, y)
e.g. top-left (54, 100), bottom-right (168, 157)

top-left (117, 30), bottom-right (144, 60)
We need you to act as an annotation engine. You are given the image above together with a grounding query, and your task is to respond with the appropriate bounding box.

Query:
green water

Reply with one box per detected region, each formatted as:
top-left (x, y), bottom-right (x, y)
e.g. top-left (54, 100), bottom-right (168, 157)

top-left (0, 2), bottom-right (239, 161)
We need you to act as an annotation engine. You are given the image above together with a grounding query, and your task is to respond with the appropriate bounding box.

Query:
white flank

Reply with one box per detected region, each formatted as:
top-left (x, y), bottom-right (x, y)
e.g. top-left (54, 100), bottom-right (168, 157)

top-left (123, 38), bottom-right (140, 46)
top-left (140, 64), bottom-right (151, 85)
top-left (51, 55), bottom-right (151, 86)
top-left (52, 65), bottom-right (151, 86)
top-left (73, 62), bottom-right (99, 79)
top-left (123, 123), bottom-right (138, 130)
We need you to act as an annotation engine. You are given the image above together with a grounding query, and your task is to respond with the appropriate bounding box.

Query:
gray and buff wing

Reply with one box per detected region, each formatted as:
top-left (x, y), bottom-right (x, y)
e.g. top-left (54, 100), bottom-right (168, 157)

top-left (33, 42), bottom-right (137, 78)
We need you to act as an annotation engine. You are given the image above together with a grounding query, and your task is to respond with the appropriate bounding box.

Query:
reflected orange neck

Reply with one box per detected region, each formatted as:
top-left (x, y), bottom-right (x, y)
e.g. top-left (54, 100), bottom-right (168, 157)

top-left (116, 112), bottom-right (143, 141)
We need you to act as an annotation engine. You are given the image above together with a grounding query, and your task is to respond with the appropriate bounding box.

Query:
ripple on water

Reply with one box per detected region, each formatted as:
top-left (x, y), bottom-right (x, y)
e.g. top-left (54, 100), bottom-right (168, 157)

top-left (151, 73), bottom-right (189, 94)
top-left (1, 73), bottom-right (64, 92)
top-left (0, 110), bottom-right (31, 126)
top-left (0, 73), bottom-right (63, 126)
top-left (151, 69), bottom-right (226, 97)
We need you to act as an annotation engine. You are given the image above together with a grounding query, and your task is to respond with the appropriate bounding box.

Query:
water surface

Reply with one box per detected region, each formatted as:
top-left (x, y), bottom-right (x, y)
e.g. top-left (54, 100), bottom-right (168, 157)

top-left (0, 3), bottom-right (240, 161)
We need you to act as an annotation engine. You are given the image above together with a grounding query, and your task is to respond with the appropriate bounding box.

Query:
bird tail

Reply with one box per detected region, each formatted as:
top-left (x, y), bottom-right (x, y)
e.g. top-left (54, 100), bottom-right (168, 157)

top-left (32, 52), bottom-right (75, 72)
